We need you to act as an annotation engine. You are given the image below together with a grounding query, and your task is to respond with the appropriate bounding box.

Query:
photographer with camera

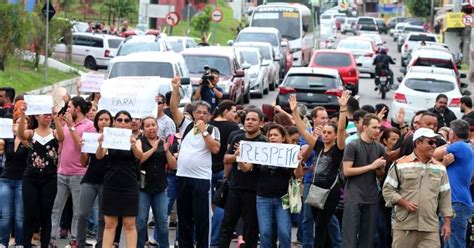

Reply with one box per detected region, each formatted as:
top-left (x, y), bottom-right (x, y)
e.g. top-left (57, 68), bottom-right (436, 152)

top-left (193, 67), bottom-right (224, 113)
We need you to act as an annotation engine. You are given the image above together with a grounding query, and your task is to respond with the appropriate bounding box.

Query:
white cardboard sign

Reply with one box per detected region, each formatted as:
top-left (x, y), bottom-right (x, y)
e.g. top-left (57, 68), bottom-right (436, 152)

top-left (81, 132), bottom-right (100, 154)
top-left (237, 141), bottom-right (300, 168)
top-left (0, 118), bottom-right (14, 139)
top-left (80, 73), bottom-right (105, 92)
top-left (98, 77), bottom-right (160, 118)
top-left (24, 95), bottom-right (53, 115)
top-left (102, 127), bottom-right (132, 151)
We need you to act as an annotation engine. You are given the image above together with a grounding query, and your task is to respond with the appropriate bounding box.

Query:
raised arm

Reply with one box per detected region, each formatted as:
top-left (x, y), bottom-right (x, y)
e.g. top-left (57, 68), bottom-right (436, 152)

top-left (96, 134), bottom-right (107, 160)
top-left (53, 114), bottom-right (65, 142)
top-left (289, 95), bottom-right (316, 150)
top-left (18, 105), bottom-right (32, 141)
top-left (337, 91), bottom-right (350, 150)
top-left (170, 76), bottom-right (184, 126)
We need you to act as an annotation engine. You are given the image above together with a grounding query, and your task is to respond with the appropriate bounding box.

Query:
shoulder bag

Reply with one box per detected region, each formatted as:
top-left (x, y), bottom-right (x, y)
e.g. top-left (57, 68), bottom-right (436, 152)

top-left (305, 150), bottom-right (339, 210)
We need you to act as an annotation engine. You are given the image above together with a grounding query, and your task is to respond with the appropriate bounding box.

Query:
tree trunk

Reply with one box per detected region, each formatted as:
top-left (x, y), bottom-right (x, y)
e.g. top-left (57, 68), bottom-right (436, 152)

top-left (0, 56), bottom-right (5, 71)
top-left (35, 52), bottom-right (40, 70)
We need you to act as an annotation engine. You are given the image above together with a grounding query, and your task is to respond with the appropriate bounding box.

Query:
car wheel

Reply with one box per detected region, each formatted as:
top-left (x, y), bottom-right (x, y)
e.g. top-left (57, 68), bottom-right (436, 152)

top-left (370, 73), bottom-right (375, 79)
top-left (243, 88), bottom-right (250, 104)
top-left (342, 31), bottom-right (345, 35)
top-left (401, 57), bottom-right (406, 67)
top-left (263, 86), bottom-right (269, 95)
top-left (397, 45), bottom-right (402, 53)
top-left (84, 57), bottom-right (97, 70)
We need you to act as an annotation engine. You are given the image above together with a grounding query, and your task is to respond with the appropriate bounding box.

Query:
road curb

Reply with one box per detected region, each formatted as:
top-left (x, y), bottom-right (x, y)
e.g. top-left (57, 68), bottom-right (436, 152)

top-left (28, 77), bottom-right (80, 95)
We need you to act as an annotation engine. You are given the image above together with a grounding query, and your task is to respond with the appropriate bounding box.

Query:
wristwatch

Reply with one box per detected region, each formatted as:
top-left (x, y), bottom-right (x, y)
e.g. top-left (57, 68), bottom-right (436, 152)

top-left (69, 126), bottom-right (76, 132)
top-left (202, 131), bottom-right (209, 137)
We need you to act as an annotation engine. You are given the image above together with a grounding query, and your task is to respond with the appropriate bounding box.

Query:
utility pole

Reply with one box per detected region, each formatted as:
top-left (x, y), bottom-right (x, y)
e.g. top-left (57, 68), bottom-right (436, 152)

top-left (45, 0), bottom-right (49, 84)
top-left (430, 0), bottom-right (435, 29)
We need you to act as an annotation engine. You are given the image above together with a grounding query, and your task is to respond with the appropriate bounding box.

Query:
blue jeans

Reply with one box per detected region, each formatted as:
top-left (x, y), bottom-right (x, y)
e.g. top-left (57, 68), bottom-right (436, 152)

top-left (88, 198), bottom-right (98, 233)
top-left (0, 178), bottom-right (24, 246)
top-left (256, 196), bottom-right (292, 248)
top-left (211, 170), bottom-right (224, 246)
top-left (328, 215), bottom-right (341, 248)
top-left (167, 173), bottom-right (177, 215)
top-left (302, 183), bottom-right (315, 248)
top-left (445, 202), bottom-right (472, 248)
top-left (137, 191), bottom-right (169, 248)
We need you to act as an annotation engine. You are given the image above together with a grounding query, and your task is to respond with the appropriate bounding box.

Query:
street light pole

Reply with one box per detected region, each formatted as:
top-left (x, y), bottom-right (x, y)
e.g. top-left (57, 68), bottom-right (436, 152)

top-left (45, 0), bottom-right (49, 84)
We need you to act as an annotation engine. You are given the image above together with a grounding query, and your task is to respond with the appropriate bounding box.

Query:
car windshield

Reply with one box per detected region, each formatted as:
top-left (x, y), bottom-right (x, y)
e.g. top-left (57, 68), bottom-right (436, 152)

top-left (321, 15), bottom-right (331, 19)
top-left (358, 18), bottom-right (374, 25)
top-left (169, 40), bottom-right (184, 52)
top-left (183, 55), bottom-right (231, 75)
top-left (405, 78), bottom-right (455, 93)
top-left (240, 51), bottom-right (259, 65)
top-left (236, 33), bottom-right (279, 46)
top-left (251, 9), bottom-right (301, 40)
top-left (108, 39), bottom-right (123, 49)
top-left (109, 62), bottom-right (174, 78)
top-left (338, 41), bottom-right (371, 51)
top-left (74, 22), bottom-right (89, 32)
top-left (413, 58), bottom-right (454, 69)
top-left (285, 74), bottom-right (338, 88)
top-left (408, 34), bottom-right (436, 42)
top-left (314, 53), bottom-right (351, 67)
top-left (360, 25), bottom-right (377, 31)
top-left (117, 42), bottom-right (161, 56)
top-left (404, 27), bottom-right (424, 33)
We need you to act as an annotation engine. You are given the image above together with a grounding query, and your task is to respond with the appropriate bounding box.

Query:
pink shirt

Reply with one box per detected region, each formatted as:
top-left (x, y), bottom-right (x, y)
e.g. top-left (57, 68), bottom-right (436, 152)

top-left (58, 118), bottom-right (95, 176)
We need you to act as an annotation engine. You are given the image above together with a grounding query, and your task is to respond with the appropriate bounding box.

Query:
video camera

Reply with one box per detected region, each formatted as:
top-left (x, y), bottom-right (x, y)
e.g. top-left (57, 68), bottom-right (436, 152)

top-left (201, 65), bottom-right (214, 86)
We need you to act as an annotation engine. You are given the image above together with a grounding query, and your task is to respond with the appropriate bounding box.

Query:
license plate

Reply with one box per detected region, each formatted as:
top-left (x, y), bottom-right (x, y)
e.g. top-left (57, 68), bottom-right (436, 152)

top-left (379, 77), bottom-right (387, 81)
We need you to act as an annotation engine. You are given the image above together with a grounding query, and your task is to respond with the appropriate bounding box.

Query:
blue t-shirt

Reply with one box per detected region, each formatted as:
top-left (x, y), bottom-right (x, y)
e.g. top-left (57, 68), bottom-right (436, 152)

top-left (200, 85), bottom-right (223, 112)
top-left (446, 141), bottom-right (474, 206)
top-left (299, 127), bottom-right (315, 184)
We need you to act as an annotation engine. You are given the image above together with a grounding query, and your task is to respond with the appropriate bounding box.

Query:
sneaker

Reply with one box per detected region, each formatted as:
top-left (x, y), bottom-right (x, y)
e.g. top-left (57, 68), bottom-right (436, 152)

top-left (86, 230), bottom-right (96, 238)
top-left (147, 240), bottom-right (159, 247)
top-left (85, 242), bottom-right (94, 247)
top-left (147, 220), bottom-right (155, 227)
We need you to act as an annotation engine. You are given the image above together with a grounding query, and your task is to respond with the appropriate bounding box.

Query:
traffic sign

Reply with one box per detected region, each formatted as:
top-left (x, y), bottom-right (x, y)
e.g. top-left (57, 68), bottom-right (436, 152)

top-left (211, 8), bottom-right (223, 22)
top-left (41, 2), bottom-right (56, 21)
top-left (165, 12), bottom-right (180, 26)
top-left (464, 14), bottom-right (472, 26)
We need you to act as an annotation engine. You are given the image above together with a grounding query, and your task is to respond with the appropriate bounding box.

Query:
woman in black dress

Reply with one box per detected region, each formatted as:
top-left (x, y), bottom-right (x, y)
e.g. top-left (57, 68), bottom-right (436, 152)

top-left (18, 105), bottom-right (65, 248)
top-left (96, 110), bottom-right (143, 248)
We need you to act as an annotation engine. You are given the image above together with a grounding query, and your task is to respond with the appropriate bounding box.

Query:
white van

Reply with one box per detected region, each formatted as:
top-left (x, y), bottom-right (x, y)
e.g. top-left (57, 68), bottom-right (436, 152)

top-left (250, 3), bottom-right (316, 66)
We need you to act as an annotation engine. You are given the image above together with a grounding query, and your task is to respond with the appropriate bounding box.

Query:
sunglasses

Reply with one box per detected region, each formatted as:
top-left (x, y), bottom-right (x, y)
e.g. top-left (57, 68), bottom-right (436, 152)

top-left (116, 118), bottom-right (131, 123)
top-left (423, 139), bottom-right (437, 146)
top-left (157, 101), bottom-right (164, 105)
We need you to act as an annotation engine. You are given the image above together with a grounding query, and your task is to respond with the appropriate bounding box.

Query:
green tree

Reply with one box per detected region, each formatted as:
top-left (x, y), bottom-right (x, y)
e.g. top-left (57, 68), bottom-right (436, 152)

top-left (29, 9), bottom-right (72, 70)
top-left (191, 6), bottom-right (212, 36)
top-left (0, 3), bottom-right (28, 71)
top-left (406, 0), bottom-right (431, 18)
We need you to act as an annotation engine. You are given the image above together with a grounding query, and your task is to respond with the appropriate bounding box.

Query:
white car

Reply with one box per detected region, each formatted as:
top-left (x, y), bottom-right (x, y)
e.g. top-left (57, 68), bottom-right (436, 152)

top-left (320, 25), bottom-right (336, 49)
top-left (337, 38), bottom-right (377, 77)
top-left (115, 35), bottom-right (171, 57)
top-left (341, 17), bottom-right (357, 35)
top-left (167, 36), bottom-right (197, 53)
top-left (400, 32), bottom-right (438, 66)
top-left (360, 33), bottom-right (384, 47)
top-left (391, 23), bottom-right (407, 41)
top-left (106, 51), bottom-right (192, 107)
top-left (235, 47), bottom-right (271, 97)
top-left (391, 67), bottom-right (463, 124)
top-left (53, 32), bottom-right (124, 70)
top-left (233, 41), bottom-right (280, 90)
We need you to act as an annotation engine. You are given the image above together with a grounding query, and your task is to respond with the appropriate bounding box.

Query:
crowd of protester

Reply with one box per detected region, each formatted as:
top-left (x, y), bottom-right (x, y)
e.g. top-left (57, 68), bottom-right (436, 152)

top-left (0, 77), bottom-right (474, 248)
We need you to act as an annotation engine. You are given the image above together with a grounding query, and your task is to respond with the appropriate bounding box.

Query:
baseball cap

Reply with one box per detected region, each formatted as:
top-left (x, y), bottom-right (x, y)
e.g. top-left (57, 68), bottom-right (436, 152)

top-left (209, 68), bottom-right (220, 74)
top-left (413, 128), bottom-right (440, 142)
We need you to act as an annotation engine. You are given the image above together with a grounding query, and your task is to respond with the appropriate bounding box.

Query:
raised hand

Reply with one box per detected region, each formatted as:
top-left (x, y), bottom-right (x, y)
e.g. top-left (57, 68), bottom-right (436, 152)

top-left (377, 106), bottom-right (387, 121)
top-left (396, 107), bottom-right (405, 125)
top-left (288, 94), bottom-right (298, 113)
top-left (338, 90), bottom-right (351, 108)
top-left (171, 76), bottom-right (181, 90)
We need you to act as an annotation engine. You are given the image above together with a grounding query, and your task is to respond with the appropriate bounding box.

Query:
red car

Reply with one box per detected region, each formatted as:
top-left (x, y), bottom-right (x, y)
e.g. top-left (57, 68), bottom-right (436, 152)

top-left (308, 50), bottom-right (360, 95)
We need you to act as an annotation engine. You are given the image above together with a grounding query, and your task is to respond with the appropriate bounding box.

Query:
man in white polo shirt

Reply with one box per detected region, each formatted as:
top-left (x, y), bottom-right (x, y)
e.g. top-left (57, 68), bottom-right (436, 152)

top-left (169, 76), bottom-right (221, 248)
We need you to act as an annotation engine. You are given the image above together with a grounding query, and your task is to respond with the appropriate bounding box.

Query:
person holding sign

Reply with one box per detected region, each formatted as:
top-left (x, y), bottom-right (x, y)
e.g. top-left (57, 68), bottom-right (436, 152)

top-left (290, 92), bottom-right (349, 248)
top-left (220, 109), bottom-right (267, 248)
top-left (96, 110), bottom-right (143, 248)
top-left (241, 123), bottom-right (304, 248)
top-left (170, 76), bottom-right (221, 248)
top-left (135, 117), bottom-right (177, 248)
top-left (76, 110), bottom-right (114, 248)
top-left (0, 112), bottom-right (29, 247)
top-left (17, 103), bottom-right (65, 248)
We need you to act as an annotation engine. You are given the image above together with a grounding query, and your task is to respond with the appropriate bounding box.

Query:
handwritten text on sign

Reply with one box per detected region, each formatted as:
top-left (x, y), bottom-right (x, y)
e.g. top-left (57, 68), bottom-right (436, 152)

top-left (102, 127), bottom-right (132, 151)
top-left (81, 132), bottom-right (100, 154)
top-left (0, 118), bottom-right (14, 138)
top-left (24, 95), bottom-right (53, 115)
top-left (237, 141), bottom-right (300, 168)
top-left (98, 77), bottom-right (160, 118)
top-left (80, 73), bottom-right (105, 92)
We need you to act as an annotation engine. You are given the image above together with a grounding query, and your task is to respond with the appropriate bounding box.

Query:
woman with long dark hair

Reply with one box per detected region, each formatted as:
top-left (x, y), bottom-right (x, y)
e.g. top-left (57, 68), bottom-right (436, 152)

top-left (18, 104), bottom-right (65, 248)
top-left (96, 110), bottom-right (142, 248)
top-left (76, 110), bottom-right (113, 248)
top-left (135, 117), bottom-right (177, 248)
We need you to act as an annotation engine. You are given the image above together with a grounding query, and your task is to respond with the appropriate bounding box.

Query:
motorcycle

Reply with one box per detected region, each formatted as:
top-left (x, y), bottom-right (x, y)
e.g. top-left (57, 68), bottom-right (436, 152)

top-left (375, 69), bottom-right (390, 99)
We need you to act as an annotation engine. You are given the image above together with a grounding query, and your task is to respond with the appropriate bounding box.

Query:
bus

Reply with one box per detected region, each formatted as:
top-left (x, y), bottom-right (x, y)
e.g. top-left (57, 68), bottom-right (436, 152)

top-left (250, 3), bottom-right (318, 66)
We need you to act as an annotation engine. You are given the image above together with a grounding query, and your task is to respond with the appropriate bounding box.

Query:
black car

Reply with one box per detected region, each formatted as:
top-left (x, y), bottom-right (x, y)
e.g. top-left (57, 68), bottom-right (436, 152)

top-left (376, 19), bottom-right (388, 34)
top-left (275, 68), bottom-right (343, 114)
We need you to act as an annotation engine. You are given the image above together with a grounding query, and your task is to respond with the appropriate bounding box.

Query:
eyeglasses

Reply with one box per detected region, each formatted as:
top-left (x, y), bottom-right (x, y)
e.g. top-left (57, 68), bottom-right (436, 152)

top-left (116, 118), bottom-right (131, 123)
top-left (157, 101), bottom-right (164, 105)
top-left (423, 139), bottom-right (437, 146)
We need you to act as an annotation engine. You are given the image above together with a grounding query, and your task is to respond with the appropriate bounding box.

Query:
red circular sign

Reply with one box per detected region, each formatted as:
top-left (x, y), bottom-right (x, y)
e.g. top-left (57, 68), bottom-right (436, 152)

top-left (211, 9), bottom-right (223, 22)
top-left (464, 14), bottom-right (472, 26)
top-left (165, 12), bottom-right (180, 26)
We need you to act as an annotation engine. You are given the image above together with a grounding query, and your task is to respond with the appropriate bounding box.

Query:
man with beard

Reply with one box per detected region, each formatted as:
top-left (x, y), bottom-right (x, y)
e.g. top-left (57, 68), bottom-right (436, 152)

top-left (460, 96), bottom-right (474, 121)
top-left (219, 109), bottom-right (266, 248)
top-left (342, 114), bottom-right (386, 248)
top-left (50, 96), bottom-right (95, 246)
top-left (428, 94), bottom-right (457, 130)
top-left (0, 87), bottom-right (15, 118)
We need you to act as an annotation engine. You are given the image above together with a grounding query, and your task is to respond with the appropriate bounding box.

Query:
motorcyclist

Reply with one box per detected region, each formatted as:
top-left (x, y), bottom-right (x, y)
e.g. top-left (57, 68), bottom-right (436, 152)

top-left (372, 47), bottom-right (395, 90)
